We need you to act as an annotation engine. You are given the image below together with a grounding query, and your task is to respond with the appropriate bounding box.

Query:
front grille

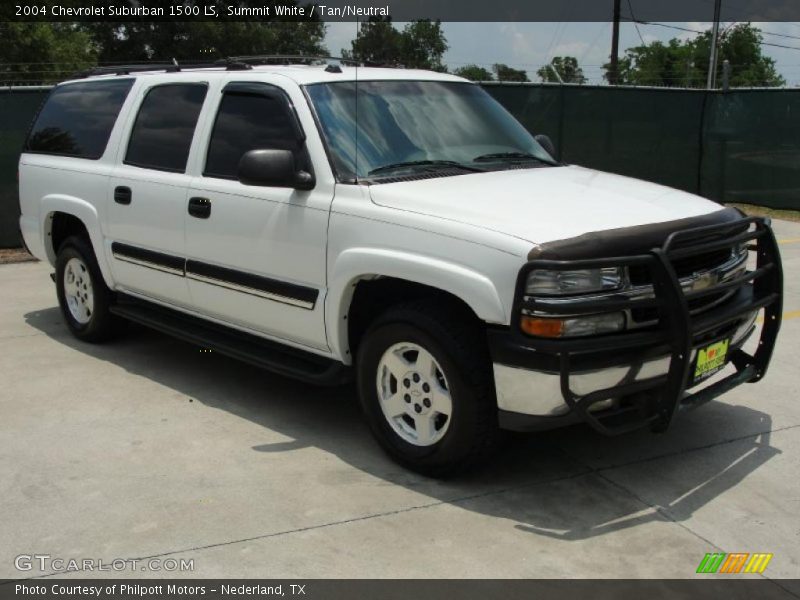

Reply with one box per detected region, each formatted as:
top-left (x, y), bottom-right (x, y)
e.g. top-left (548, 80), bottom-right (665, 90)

top-left (627, 242), bottom-right (739, 324)
top-left (629, 247), bottom-right (734, 286)
top-left (631, 289), bottom-right (731, 323)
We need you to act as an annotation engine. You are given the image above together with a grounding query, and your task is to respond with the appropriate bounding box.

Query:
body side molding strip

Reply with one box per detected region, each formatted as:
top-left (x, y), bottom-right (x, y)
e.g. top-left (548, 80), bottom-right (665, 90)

top-left (186, 260), bottom-right (318, 310)
top-left (110, 242), bottom-right (319, 310)
top-left (111, 242), bottom-right (185, 276)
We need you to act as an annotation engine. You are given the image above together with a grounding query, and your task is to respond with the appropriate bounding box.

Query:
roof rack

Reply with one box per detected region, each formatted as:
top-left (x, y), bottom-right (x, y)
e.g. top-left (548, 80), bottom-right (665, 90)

top-left (225, 55), bottom-right (400, 69)
top-left (78, 62), bottom-right (219, 77)
top-left (75, 55), bottom-right (378, 79)
top-left (226, 55), bottom-right (362, 66)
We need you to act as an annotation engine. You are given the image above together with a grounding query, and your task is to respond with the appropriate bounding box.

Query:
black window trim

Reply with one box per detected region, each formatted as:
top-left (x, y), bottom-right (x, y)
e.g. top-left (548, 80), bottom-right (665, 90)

top-left (23, 78), bottom-right (135, 161)
top-left (123, 81), bottom-right (209, 174)
top-left (202, 81), bottom-right (308, 182)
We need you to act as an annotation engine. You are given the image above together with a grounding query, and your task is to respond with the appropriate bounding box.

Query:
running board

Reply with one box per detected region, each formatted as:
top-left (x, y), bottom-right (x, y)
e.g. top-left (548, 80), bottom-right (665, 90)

top-left (110, 294), bottom-right (351, 386)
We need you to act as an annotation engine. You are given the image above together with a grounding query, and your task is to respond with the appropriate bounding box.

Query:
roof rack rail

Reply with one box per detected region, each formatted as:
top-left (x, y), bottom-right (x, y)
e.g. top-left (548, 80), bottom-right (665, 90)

top-left (216, 59), bottom-right (253, 71)
top-left (78, 62), bottom-right (215, 77)
top-left (226, 54), bottom-right (362, 66)
top-left (73, 55), bottom-right (373, 79)
top-left (77, 59), bottom-right (255, 78)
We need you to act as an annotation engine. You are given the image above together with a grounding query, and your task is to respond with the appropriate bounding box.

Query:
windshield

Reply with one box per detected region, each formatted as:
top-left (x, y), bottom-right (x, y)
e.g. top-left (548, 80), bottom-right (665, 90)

top-left (305, 80), bottom-right (556, 181)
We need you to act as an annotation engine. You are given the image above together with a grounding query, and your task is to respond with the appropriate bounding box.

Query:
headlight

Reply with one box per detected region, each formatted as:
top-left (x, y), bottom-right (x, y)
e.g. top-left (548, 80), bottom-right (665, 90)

top-left (521, 313), bottom-right (626, 338)
top-left (525, 267), bottom-right (624, 296)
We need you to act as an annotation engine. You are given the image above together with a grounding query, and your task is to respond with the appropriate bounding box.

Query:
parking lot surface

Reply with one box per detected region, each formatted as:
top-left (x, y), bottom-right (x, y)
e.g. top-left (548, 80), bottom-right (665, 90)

top-left (1, 219), bottom-right (799, 583)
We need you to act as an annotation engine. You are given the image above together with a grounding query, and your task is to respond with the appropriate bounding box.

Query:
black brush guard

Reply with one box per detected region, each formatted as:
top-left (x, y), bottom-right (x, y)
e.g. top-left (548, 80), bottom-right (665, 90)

top-left (507, 216), bottom-right (783, 435)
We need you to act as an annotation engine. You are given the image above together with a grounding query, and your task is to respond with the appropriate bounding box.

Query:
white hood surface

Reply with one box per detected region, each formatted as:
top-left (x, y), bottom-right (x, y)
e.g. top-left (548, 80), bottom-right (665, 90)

top-left (368, 165), bottom-right (723, 246)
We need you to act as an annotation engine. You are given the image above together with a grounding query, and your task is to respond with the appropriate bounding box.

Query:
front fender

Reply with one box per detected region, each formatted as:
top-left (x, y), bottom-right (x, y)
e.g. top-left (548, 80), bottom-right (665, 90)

top-left (326, 247), bottom-right (507, 363)
top-left (41, 195), bottom-right (115, 288)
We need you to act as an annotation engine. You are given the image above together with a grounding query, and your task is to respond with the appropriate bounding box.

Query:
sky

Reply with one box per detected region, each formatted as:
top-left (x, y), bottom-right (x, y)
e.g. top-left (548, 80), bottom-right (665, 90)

top-left (324, 21), bottom-right (800, 86)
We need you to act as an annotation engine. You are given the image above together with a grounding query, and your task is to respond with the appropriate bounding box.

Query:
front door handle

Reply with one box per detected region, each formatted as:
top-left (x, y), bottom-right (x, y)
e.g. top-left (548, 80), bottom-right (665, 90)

top-left (188, 197), bottom-right (211, 219)
top-left (114, 186), bottom-right (132, 205)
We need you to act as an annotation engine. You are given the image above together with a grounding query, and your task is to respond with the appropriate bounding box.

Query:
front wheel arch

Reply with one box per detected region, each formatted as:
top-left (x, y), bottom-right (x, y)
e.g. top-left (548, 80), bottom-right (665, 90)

top-left (327, 249), bottom-right (508, 364)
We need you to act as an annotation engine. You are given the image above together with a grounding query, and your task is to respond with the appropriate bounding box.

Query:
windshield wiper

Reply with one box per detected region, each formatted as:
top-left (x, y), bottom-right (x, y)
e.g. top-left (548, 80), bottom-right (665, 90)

top-left (368, 160), bottom-right (483, 176)
top-left (472, 152), bottom-right (556, 165)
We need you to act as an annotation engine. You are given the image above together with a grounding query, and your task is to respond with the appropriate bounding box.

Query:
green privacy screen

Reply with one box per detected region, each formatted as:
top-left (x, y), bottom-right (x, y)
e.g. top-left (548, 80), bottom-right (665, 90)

top-left (0, 84), bottom-right (799, 247)
top-left (700, 89), bottom-right (800, 210)
top-left (483, 83), bottom-right (800, 211)
top-left (0, 87), bottom-right (49, 247)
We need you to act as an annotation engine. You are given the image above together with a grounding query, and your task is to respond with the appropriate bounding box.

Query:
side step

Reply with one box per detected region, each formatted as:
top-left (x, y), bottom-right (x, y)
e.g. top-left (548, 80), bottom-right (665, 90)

top-left (110, 294), bottom-right (351, 386)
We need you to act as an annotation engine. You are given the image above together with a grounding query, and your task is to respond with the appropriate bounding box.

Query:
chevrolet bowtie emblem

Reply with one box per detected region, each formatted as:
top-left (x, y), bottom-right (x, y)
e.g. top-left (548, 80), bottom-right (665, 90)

top-left (689, 272), bottom-right (719, 292)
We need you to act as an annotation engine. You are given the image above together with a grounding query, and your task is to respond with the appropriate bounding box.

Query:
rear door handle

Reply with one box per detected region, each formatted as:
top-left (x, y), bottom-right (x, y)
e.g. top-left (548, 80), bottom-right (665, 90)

top-left (114, 186), bottom-right (132, 205)
top-left (188, 197), bottom-right (211, 219)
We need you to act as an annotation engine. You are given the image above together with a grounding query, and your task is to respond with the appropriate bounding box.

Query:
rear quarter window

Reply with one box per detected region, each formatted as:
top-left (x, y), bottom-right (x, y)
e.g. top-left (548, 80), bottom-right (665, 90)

top-left (25, 79), bottom-right (134, 160)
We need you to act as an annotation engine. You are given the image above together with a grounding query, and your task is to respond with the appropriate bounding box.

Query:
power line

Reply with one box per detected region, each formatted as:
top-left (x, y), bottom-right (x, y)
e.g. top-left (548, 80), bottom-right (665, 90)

top-left (759, 29), bottom-right (800, 42)
top-left (622, 19), bottom-right (800, 52)
top-left (626, 0), bottom-right (646, 45)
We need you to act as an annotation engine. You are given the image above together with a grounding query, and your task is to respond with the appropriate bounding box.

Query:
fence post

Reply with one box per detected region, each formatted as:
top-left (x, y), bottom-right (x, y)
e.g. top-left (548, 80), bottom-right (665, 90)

top-left (696, 90), bottom-right (710, 196)
top-left (722, 60), bottom-right (731, 92)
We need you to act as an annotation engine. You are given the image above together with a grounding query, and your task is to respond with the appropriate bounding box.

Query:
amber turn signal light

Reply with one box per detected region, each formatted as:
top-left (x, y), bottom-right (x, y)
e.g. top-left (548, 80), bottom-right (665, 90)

top-left (520, 316), bottom-right (565, 338)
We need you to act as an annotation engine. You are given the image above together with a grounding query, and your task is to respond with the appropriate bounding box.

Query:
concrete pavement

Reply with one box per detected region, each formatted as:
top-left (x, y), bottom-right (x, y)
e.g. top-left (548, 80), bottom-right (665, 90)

top-left (0, 219), bottom-right (798, 582)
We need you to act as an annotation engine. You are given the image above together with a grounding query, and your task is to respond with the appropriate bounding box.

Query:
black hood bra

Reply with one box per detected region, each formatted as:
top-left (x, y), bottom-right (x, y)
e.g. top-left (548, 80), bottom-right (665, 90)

top-left (528, 206), bottom-right (745, 261)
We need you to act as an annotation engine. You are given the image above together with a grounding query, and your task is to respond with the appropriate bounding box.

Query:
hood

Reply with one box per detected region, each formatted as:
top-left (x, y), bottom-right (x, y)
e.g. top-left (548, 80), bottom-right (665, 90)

top-left (367, 165), bottom-right (724, 246)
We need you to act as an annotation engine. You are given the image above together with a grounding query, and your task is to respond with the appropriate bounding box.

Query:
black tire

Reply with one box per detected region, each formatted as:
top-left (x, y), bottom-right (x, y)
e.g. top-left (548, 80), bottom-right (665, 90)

top-left (55, 235), bottom-right (122, 342)
top-left (356, 300), bottom-right (499, 477)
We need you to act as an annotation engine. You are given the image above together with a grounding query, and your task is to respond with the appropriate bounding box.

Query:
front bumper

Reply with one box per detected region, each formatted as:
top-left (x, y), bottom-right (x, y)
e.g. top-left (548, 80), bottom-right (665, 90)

top-left (489, 216), bottom-right (783, 435)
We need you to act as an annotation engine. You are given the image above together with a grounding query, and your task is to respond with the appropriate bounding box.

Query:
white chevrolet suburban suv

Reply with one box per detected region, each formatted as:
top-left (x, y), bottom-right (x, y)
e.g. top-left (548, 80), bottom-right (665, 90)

top-left (19, 59), bottom-right (783, 475)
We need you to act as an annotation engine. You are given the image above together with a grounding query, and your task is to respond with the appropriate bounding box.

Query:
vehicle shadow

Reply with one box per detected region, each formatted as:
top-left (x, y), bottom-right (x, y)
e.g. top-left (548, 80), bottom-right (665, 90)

top-left (24, 306), bottom-right (781, 542)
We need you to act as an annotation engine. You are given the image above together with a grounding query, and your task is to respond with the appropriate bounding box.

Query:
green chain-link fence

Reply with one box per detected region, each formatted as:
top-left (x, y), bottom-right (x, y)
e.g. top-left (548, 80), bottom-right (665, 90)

top-left (1, 83), bottom-right (799, 247)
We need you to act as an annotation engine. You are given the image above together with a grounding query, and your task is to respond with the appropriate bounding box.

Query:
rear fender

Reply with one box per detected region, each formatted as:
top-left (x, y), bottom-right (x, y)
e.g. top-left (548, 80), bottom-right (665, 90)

top-left (41, 194), bottom-right (115, 288)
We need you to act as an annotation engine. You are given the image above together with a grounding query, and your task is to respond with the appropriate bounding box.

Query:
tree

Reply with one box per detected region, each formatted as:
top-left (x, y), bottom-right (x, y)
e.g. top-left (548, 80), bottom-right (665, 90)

top-left (399, 20), bottom-right (448, 71)
top-left (76, 0), bottom-right (326, 63)
top-left (604, 23), bottom-right (784, 88)
top-left (453, 64), bottom-right (494, 81)
top-left (537, 56), bottom-right (586, 84)
top-left (342, 17), bottom-right (448, 70)
top-left (0, 2), bottom-right (329, 84)
top-left (0, 23), bottom-right (96, 84)
top-left (341, 17), bottom-right (402, 65)
top-left (83, 21), bottom-right (327, 64)
top-left (493, 63), bottom-right (529, 82)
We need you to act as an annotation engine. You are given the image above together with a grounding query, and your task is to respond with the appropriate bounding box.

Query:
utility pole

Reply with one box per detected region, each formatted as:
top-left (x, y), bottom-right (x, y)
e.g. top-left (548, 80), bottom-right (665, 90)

top-left (609, 0), bottom-right (621, 85)
top-left (707, 0), bottom-right (722, 89)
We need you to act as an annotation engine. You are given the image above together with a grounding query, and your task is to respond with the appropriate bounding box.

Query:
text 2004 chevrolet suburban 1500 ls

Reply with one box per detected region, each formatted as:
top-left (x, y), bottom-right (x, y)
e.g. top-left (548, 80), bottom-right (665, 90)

top-left (19, 60), bottom-right (783, 475)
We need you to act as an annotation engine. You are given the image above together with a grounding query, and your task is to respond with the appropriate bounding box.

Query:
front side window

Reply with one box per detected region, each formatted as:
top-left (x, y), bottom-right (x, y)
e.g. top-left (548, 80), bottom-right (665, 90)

top-left (26, 79), bottom-right (134, 159)
top-left (204, 86), bottom-right (301, 180)
top-left (305, 80), bottom-right (555, 181)
top-left (125, 84), bottom-right (208, 173)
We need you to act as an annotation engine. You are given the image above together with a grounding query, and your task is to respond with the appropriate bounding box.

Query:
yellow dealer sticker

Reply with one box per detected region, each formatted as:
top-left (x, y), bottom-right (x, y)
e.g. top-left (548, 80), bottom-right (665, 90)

top-left (694, 338), bottom-right (730, 382)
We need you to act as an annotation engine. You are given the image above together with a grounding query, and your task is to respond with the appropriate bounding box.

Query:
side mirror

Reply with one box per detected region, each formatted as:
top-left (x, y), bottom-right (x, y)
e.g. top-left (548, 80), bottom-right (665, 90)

top-left (534, 134), bottom-right (557, 159)
top-left (237, 149), bottom-right (315, 190)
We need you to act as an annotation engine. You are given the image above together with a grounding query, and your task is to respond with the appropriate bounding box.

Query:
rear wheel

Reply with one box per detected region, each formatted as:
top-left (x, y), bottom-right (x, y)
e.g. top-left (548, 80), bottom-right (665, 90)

top-left (55, 235), bottom-right (122, 342)
top-left (356, 301), bottom-right (499, 476)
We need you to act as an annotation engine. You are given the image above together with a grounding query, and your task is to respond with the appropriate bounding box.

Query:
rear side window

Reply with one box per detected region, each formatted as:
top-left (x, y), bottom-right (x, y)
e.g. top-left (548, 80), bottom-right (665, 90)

top-left (204, 89), bottom-right (300, 180)
top-left (125, 84), bottom-right (208, 173)
top-left (26, 79), bottom-right (133, 159)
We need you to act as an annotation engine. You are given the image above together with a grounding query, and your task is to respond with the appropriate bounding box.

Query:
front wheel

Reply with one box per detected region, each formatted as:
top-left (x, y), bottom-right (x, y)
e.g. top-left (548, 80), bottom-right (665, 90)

top-left (356, 302), bottom-right (499, 476)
